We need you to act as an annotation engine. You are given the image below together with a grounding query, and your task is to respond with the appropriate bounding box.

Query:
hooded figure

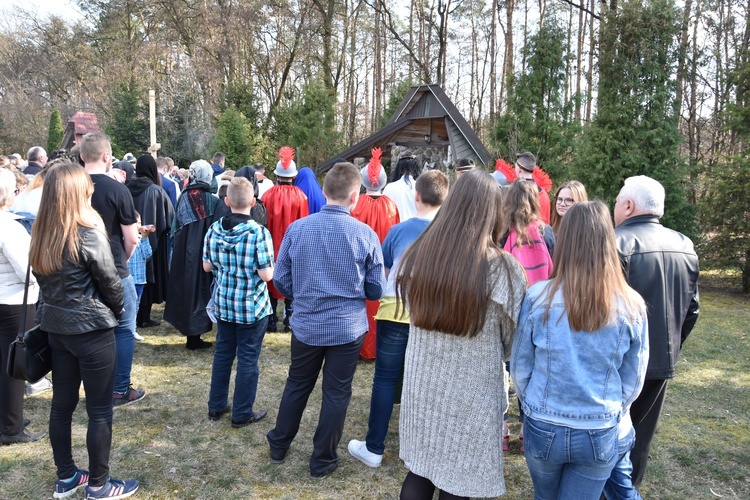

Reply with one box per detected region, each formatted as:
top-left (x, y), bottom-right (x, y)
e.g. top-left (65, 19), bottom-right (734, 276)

top-left (235, 166), bottom-right (268, 225)
top-left (127, 155), bottom-right (174, 327)
top-left (293, 167), bottom-right (326, 215)
top-left (350, 148), bottom-right (400, 359)
top-left (163, 159), bottom-right (230, 349)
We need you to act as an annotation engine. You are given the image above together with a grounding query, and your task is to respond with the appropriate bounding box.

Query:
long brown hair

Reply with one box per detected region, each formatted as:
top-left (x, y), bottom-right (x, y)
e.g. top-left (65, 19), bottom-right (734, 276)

top-left (501, 180), bottom-right (542, 244)
top-left (543, 201), bottom-right (644, 332)
top-left (395, 170), bottom-right (513, 337)
top-left (550, 180), bottom-right (588, 233)
top-left (30, 163), bottom-right (104, 275)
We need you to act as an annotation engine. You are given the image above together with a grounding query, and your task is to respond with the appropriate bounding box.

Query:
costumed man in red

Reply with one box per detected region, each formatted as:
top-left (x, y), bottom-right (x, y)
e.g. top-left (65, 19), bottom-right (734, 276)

top-left (513, 152), bottom-right (553, 224)
top-left (350, 148), bottom-right (400, 359)
top-left (262, 147), bottom-right (309, 332)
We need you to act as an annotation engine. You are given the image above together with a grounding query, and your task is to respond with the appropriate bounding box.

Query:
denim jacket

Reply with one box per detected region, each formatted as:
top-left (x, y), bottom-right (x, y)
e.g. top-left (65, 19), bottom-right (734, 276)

top-left (511, 281), bottom-right (649, 430)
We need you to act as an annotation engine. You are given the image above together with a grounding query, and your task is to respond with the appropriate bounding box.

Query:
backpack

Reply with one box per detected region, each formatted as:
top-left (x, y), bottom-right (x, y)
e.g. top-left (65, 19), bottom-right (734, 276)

top-left (503, 220), bottom-right (553, 285)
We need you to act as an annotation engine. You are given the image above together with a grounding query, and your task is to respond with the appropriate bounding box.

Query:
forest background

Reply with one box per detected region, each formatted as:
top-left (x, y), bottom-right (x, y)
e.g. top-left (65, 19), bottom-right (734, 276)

top-left (0, 0), bottom-right (747, 290)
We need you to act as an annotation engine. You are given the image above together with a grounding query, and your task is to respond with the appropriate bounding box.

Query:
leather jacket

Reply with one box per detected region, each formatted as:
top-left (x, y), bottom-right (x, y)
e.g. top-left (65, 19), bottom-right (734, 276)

top-left (35, 227), bottom-right (124, 334)
top-left (615, 215), bottom-right (700, 379)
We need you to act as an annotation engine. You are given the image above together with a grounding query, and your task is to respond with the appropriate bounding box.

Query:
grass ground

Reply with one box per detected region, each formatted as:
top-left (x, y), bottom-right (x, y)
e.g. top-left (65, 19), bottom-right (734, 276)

top-left (2, 285), bottom-right (748, 499)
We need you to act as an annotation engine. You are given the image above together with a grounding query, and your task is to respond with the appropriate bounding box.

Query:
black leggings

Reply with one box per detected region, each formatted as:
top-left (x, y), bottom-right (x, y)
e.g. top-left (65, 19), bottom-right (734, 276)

top-left (400, 471), bottom-right (469, 500)
top-left (49, 329), bottom-right (116, 487)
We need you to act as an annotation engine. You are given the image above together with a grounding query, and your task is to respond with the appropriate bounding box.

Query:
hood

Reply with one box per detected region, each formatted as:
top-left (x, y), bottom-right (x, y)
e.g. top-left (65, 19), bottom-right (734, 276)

top-left (126, 176), bottom-right (154, 197)
top-left (213, 214), bottom-right (257, 251)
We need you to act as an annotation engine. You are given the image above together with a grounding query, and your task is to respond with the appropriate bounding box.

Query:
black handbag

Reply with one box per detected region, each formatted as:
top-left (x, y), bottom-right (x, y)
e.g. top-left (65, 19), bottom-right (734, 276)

top-left (5, 262), bottom-right (52, 382)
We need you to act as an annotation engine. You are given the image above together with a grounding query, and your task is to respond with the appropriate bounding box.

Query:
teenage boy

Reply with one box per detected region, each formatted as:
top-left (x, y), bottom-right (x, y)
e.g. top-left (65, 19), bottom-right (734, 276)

top-left (266, 162), bottom-right (384, 478)
top-left (348, 170), bottom-right (449, 468)
top-left (202, 177), bottom-right (274, 428)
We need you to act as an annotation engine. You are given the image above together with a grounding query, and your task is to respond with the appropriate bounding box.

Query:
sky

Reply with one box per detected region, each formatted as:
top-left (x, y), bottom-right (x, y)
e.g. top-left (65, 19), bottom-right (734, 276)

top-left (3, 0), bottom-right (84, 24)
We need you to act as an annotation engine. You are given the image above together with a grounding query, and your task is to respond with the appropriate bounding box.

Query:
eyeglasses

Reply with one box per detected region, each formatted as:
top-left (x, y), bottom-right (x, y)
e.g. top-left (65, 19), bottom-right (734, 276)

top-left (556, 197), bottom-right (575, 206)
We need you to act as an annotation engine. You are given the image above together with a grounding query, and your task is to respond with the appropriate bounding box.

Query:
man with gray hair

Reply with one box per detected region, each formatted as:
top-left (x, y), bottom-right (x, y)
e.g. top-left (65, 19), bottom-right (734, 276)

top-left (608, 175), bottom-right (700, 494)
top-left (23, 147), bottom-right (47, 176)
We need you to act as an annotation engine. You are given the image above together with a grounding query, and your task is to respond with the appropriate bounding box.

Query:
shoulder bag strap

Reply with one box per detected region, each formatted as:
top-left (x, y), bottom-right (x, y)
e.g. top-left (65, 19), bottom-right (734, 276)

top-left (17, 261), bottom-right (32, 341)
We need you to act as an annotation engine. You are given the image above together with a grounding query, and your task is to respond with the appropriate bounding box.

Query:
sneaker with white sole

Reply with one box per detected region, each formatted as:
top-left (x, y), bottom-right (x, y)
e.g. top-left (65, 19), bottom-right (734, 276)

top-left (84, 477), bottom-right (139, 500)
top-left (53, 469), bottom-right (89, 498)
top-left (133, 331), bottom-right (145, 342)
top-left (26, 376), bottom-right (53, 397)
top-left (347, 439), bottom-right (382, 468)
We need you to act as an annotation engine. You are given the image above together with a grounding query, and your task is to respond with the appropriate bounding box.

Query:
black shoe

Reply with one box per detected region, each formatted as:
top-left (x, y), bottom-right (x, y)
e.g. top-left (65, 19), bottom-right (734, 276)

top-left (0, 428), bottom-right (46, 445)
top-left (269, 447), bottom-right (288, 464)
top-left (231, 410), bottom-right (267, 428)
top-left (186, 337), bottom-right (212, 350)
top-left (208, 405), bottom-right (231, 421)
top-left (311, 462), bottom-right (338, 478)
top-left (267, 323), bottom-right (278, 332)
top-left (283, 325), bottom-right (291, 333)
top-left (138, 319), bottom-right (161, 328)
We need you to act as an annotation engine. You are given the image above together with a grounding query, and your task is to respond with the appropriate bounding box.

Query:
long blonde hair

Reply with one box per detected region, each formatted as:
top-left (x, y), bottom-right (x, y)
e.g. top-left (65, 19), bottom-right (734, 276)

top-left (550, 180), bottom-right (588, 233)
top-left (30, 163), bottom-right (104, 275)
top-left (543, 201), bottom-right (644, 332)
top-left (396, 170), bottom-right (514, 337)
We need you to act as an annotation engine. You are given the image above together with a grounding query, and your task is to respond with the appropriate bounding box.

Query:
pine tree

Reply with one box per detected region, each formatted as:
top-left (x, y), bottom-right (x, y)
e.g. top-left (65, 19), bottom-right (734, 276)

top-left (211, 106), bottom-right (252, 170)
top-left (106, 83), bottom-right (149, 158)
top-left (47, 109), bottom-right (64, 153)
top-left (573, 0), bottom-right (694, 237)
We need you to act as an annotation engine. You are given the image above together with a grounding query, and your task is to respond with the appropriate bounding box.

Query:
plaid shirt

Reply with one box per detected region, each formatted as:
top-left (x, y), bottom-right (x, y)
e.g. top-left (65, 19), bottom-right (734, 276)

top-left (274, 204), bottom-right (385, 346)
top-left (127, 236), bottom-right (152, 285)
top-left (203, 216), bottom-right (274, 324)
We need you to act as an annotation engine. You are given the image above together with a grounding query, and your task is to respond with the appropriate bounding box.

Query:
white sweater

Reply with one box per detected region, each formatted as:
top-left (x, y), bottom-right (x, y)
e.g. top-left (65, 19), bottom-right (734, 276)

top-left (0, 210), bottom-right (39, 305)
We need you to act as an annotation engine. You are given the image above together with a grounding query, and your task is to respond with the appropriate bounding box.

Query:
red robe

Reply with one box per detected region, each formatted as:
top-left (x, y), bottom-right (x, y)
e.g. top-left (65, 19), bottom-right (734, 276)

top-left (538, 188), bottom-right (551, 225)
top-left (262, 184), bottom-right (309, 299)
top-left (351, 194), bottom-right (400, 359)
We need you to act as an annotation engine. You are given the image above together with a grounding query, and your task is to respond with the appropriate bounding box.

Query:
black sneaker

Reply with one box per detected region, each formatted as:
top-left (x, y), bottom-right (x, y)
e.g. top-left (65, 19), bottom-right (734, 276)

top-left (84, 477), bottom-right (139, 499)
top-left (269, 447), bottom-right (288, 464)
top-left (186, 336), bottom-right (212, 350)
top-left (53, 469), bottom-right (89, 498)
top-left (113, 386), bottom-right (146, 408)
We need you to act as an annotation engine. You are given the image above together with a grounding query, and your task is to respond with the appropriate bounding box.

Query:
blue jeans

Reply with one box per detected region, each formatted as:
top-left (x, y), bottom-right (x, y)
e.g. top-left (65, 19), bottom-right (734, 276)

top-left (523, 416), bottom-right (619, 500)
top-left (603, 427), bottom-right (641, 500)
top-left (114, 276), bottom-right (137, 394)
top-left (365, 320), bottom-right (409, 455)
top-left (209, 317), bottom-right (268, 422)
top-left (134, 283), bottom-right (145, 307)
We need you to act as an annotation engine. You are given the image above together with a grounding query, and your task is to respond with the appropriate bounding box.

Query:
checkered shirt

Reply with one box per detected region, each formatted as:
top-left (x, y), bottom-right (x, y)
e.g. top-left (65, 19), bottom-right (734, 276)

top-left (274, 204), bottom-right (385, 346)
top-left (127, 236), bottom-right (152, 285)
top-left (203, 218), bottom-right (274, 324)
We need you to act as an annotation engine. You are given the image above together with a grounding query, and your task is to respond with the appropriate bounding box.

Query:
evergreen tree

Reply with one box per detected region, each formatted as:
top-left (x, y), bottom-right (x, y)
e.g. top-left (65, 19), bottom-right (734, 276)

top-left (378, 79), bottom-right (414, 129)
top-left (573, 0), bottom-right (694, 237)
top-left (494, 18), bottom-right (577, 181)
top-left (106, 82), bottom-right (149, 158)
top-left (211, 106), bottom-right (252, 170)
top-left (47, 109), bottom-right (64, 153)
top-left (274, 80), bottom-right (341, 167)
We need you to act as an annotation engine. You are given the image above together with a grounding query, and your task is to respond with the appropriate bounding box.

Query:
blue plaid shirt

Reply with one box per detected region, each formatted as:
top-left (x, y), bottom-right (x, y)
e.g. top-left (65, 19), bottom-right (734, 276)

top-left (274, 204), bottom-right (385, 346)
top-left (203, 216), bottom-right (274, 324)
top-left (127, 236), bottom-right (152, 285)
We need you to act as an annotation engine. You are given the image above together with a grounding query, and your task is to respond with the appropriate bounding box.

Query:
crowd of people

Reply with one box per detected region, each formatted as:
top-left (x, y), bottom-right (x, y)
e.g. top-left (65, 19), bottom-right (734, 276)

top-left (0, 139), bottom-right (700, 500)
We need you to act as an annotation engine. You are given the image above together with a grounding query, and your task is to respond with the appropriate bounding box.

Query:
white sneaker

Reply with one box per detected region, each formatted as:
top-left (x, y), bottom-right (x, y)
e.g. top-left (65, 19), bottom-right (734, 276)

top-left (26, 376), bottom-right (53, 397)
top-left (348, 439), bottom-right (382, 468)
top-left (133, 331), bottom-right (145, 342)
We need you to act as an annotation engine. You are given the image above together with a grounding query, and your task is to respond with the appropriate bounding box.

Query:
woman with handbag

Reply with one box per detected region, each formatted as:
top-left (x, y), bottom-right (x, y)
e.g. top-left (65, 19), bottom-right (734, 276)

top-left (30, 163), bottom-right (139, 499)
top-left (0, 168), bottom-right (46, 445)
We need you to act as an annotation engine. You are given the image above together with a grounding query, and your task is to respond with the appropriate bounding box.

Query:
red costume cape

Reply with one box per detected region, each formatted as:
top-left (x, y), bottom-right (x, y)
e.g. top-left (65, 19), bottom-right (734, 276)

top-left (350, 194), bottom-right (400, 359)
top-left (350, 194), bottom-right (400, 244)
top-left (262, 184), bottom-right (309, 299)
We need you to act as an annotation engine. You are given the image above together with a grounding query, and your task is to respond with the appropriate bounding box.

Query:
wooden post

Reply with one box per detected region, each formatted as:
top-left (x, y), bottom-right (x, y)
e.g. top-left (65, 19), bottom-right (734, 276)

top-left (148, 90), bottom-right (160, 158)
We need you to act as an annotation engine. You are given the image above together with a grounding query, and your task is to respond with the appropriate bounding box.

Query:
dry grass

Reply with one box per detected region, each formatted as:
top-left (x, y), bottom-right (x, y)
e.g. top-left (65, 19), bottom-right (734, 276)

top-left (2, 286), bottom-right (749, 499)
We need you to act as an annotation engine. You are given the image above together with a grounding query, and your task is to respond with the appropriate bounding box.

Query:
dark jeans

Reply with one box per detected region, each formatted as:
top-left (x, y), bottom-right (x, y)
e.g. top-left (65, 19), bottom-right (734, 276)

top-left (269, 297), bottom-right (293, 329)
top-left (0, 304), bottom-right (35, 436)
top-left (365, 320), bottom-right (409, 455)
top-left (267, 333), bottom-right (364, 475)
top-left (49, 329), bottom-right (116, 487)
top-left (629, 379), bottom-right (669, 487)
top-left (209, 317), bottom-right (268, 421)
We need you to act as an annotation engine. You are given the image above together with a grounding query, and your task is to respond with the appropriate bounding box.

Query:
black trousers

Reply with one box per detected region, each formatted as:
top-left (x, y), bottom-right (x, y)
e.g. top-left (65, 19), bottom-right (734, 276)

top-left (630, 378), bottom-right (669, 487)
top-left (267, 333), bottom-right (364, 475)
top-left (49, 329), bottom-right (116, 487)
top-left (0, 304), bottom-right (35, 436)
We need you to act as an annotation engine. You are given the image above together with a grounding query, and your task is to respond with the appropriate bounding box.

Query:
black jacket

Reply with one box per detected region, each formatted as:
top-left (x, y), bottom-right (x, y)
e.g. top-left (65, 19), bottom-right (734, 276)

top-left (34, 227), bottom-right (124, 334)
top-left (615, 215), bottom-right (700, 379)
